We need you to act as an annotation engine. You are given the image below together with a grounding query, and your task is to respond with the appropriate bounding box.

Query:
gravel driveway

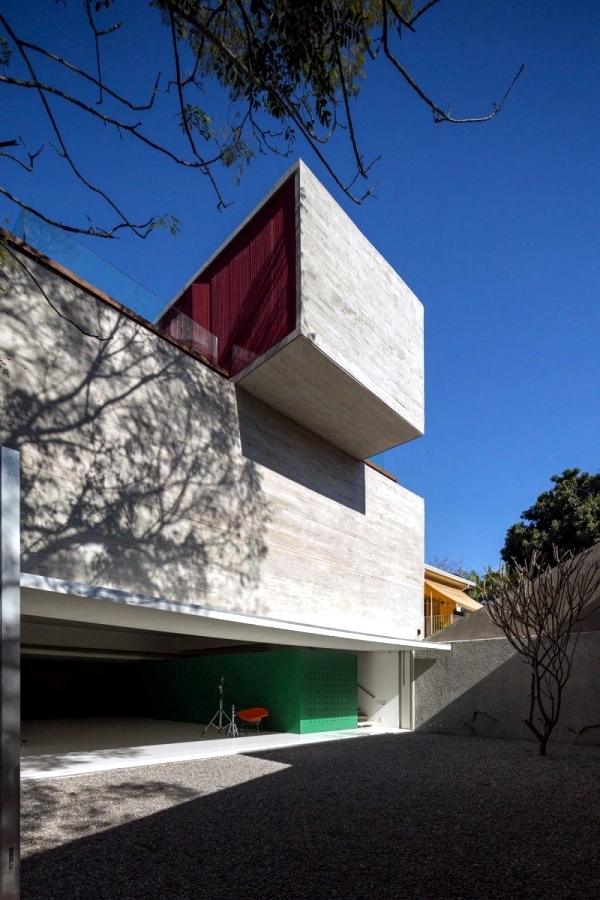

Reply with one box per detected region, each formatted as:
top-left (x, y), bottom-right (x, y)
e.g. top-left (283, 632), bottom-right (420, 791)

top-left (21, 732), bottom-right (600, 899)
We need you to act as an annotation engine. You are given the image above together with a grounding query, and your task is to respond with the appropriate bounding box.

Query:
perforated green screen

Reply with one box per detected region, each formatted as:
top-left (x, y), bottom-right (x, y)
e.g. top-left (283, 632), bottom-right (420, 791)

top-left (299, 650), bottom-right (357, 733)
top-left (137, 648), bottom-right (357, 734)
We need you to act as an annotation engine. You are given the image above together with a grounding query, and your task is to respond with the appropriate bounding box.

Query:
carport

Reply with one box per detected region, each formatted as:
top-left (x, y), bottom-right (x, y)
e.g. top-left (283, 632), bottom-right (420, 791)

top-left (16, 575), bottom-right (449, 780)
top-left (20, 613), bottom-right (266, 768)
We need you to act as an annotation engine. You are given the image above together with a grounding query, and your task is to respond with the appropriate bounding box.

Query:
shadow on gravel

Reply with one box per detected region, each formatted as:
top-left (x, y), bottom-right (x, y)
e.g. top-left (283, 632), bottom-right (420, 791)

top-left (22, 733), bottom-right (600, 900)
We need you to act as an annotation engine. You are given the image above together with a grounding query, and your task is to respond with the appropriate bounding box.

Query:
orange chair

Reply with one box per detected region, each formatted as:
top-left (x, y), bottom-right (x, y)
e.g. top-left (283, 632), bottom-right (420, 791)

top-left (237, 707), bottom-right (269, 734)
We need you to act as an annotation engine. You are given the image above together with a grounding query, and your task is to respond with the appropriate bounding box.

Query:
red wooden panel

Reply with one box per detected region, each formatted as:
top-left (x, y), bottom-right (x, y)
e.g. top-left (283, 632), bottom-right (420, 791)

top-left (163, 285), bottom-right (193, 324)
top-left (192, 282), bottom-right (211, 333)
top-left (209, 175), bottom-right (296, 375)
top-left (159, 285), bottom-right (192, 344)
top-left (158, 175), bottom-right (297, 376)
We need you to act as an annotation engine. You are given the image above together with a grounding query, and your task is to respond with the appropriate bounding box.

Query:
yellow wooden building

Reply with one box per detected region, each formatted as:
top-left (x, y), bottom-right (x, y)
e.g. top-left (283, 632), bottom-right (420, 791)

top-left (424, 565), bottom-right (483, 637)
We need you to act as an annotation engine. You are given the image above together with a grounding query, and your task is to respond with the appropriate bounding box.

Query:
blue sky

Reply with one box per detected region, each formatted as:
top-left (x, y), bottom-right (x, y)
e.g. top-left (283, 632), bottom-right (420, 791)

top-left (2, 1), bottom-right (599, 572)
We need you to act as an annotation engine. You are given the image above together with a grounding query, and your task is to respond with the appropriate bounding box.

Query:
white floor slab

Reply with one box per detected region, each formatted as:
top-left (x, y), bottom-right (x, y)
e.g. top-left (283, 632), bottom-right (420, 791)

top-left (20, 717), bottom-right (402, 781)
top-left (21, 717), bottom-right (235, 756)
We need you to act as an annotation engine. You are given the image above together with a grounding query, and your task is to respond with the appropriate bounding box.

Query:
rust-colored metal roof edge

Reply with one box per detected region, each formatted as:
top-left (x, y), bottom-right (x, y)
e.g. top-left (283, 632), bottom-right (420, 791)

top-left (0, 227), bottom-right (228, 378)
top-left (364, 459), bottom-right (398, 482)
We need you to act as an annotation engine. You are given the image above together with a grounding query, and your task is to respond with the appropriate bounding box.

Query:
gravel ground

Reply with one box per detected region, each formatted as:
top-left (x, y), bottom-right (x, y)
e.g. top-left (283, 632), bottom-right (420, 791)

top-left (21, 732), bottom-right (600, 900)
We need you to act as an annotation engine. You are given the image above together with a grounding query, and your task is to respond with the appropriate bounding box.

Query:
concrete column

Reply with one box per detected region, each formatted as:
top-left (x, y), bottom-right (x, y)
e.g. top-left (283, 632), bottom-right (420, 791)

top-left (399, 651), bottom-right (414, 731)
top-left (1, 447), bottom-right (20, 900)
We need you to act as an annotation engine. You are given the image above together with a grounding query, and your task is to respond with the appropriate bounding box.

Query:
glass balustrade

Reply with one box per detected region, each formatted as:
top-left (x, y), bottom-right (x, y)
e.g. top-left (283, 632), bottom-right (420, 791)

top-left (12, 211), bottom-right (166, 324)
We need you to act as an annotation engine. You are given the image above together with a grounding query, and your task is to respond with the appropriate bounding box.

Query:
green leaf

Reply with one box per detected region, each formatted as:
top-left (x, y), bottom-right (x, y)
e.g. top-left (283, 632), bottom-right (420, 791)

top-left (0, 36), bottom-right (12, 67)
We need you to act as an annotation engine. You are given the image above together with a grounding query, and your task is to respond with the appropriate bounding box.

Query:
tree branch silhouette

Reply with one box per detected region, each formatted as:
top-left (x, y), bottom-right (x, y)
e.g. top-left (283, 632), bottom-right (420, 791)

top-left (0, 1), bottom-right (524, 237)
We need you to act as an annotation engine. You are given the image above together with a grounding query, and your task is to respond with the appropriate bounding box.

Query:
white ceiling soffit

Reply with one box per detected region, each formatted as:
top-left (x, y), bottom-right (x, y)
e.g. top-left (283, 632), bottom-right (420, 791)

top-left (20, 575), bottom-right (451, 653)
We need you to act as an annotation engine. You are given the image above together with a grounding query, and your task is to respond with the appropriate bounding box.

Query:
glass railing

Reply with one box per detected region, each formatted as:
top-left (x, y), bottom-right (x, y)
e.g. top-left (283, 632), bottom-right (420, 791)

top-left (161, 307), bottom-right (218, 364)
top-left (12, 211), bottom-right (166, 323)
top-left (369, 452), bottom-right (386, 468)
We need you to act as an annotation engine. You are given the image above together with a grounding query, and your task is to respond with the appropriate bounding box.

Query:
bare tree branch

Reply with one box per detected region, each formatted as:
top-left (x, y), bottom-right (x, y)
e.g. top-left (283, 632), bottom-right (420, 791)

top-left (327, 0), bottom-right (369, 179)
top-left (0, 136), bottom-right (44, 172)
top-left (482, 546), bottom-right (600, 755)
top-left (84, 0), bottom-right (122, 105)
top-left (19, 38), bottom-right (162, 111)
top-left (167, 7), bottom-right (229, 208)
top-left (0, 186), bottom-right (161, 239)
top-left (382, 2), bottom-right (524, 124)
top-left (0, 74), bottom-right (228, 171)
top-left (0, 13), bottom-right (163, 238)
top-left (408, 0), bottom-right (444, 28)
top-left (0, 1), bottom-right (525, 237)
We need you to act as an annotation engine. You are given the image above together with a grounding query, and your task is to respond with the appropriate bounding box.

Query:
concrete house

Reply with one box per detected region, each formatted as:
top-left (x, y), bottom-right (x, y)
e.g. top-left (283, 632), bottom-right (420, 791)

top-left (1, 160), bottom-right (450, 892)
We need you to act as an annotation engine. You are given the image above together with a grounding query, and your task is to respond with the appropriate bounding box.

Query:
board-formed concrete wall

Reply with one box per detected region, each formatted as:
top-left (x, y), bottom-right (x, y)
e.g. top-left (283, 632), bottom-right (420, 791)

top-left (298, 161), bottom-right (424, 436)
top-left (414, 632), bottom-right (600, 745)
top-left (0, 245), bottom-right (424, 637)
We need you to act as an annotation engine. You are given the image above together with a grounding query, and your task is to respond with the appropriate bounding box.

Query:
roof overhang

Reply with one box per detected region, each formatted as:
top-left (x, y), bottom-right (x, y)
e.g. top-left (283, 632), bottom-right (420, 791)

top-left (424, 578), bottom-right (483, 612)
top-left (21, 574), bottom-right (450, 652)
top-left (423, 564), bottom-right (476, 589)
top-left (235, 336), bottom-right (421, 459)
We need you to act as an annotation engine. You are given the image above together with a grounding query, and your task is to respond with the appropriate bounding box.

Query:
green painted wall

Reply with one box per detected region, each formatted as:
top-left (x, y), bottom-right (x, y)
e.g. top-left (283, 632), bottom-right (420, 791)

top-left (299, 650), bottom-right (358, 733)
top-left (136, 648), bottom-right (357, 734)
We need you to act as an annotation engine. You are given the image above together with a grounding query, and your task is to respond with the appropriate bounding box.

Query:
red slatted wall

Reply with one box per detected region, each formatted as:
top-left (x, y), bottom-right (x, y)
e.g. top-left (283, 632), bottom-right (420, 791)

top-left (160, 175), bottom-right (297, 376)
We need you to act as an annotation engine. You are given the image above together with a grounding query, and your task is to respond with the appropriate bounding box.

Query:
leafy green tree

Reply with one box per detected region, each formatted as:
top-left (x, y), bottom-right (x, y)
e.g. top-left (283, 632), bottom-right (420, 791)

top-left (501, 469), bottom-right (600, 569)
top-left (0, 1), bottom-right (522, 240)
top-left (466, 567), bottom-right (505, 602)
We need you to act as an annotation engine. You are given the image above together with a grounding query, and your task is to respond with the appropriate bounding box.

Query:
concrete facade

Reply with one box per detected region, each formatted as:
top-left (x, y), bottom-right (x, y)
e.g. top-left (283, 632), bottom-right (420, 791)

top-left (1, 167), bottom-right (433, 897)
top-left (298, 162), bottom-right (424, 437)
top-left (0, 234), bottom-right (424, 640)
top-left (235, 162), bottom-right (424, 459)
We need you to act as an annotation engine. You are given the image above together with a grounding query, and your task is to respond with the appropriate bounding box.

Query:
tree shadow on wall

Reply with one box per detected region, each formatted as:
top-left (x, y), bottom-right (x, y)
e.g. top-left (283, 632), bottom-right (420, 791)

top-left (0, 254), bottom-right (269, 612)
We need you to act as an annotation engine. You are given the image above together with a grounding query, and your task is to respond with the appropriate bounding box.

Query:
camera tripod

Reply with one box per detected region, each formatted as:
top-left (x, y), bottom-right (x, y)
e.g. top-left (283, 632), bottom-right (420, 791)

top-left (225, 703), bottom-right (241, 738)
top-left (201, 676), bottom-right (232, 737)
